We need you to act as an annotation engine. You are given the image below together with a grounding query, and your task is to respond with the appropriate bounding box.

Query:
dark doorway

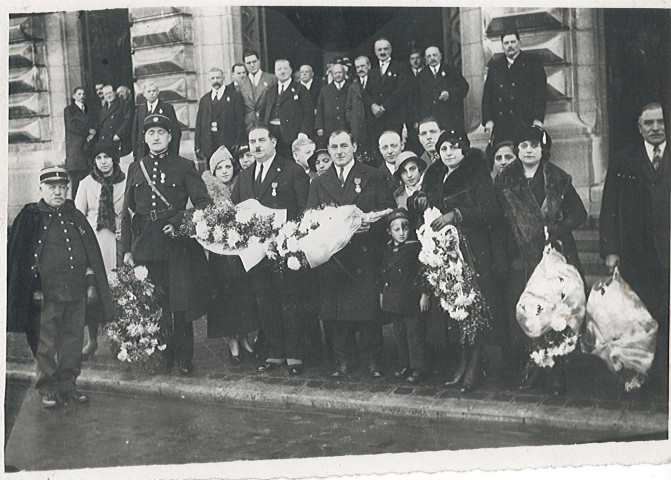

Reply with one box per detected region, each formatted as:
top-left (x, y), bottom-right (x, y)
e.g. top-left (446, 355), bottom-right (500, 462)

top-left (79, 9), bottom-right (134, 107)
top-left (265, 6), bottom-right (446, 80)
top-left (604, 9), bottom-right (670, 153)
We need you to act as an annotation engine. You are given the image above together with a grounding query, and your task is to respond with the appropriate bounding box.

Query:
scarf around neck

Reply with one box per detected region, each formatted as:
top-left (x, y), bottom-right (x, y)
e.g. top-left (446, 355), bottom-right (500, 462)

top-left (92, 164), bottom-right (125, 232)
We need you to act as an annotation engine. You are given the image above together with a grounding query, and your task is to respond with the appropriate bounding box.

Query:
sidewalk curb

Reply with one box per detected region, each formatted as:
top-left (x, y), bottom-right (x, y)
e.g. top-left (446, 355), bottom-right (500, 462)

top-left (7, 361), bottom-right (666, 436)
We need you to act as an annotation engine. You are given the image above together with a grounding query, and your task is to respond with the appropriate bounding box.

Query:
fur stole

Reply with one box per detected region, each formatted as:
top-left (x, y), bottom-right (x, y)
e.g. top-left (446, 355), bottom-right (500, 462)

top-left (202, 171), bottom-right (235, 203)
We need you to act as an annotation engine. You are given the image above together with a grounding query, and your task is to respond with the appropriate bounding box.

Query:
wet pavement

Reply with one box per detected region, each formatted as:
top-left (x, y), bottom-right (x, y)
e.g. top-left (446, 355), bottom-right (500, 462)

top-left (4, 380), bottom-right (646, 472)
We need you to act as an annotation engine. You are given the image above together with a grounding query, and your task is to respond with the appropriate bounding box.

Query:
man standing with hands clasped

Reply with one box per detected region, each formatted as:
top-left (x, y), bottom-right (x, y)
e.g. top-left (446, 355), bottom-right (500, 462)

top-left (7, 166), bottom-right (113, 408)
top-left (121, 114), bottom-right (212, 376)
top-left (307, 130), bottom-right (396, 378)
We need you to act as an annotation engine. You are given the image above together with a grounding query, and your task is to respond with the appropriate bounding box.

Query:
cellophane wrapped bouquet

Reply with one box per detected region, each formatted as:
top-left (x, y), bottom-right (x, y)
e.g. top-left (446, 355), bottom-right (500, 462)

top-left (581, 267), bottom-right (658, 391)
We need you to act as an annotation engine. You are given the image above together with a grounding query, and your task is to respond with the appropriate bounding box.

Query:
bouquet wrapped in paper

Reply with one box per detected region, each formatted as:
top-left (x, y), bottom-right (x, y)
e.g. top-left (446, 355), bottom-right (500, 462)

top-left (416, 207), bottom-right (491, 346)
top-left (267, 204), bottom-right (393, 271)
top-left (517, 245), bottom-right (586, 367)
top-left (581, 267), bottom-right (658, 391)
top-left (179, 198), bottom-right (285, 271)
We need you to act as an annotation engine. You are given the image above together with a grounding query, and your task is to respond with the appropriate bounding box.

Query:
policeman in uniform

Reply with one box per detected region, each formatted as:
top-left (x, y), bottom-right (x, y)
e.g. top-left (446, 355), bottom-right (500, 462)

top-left (7, 166), bottom-right (113, 408)
top-left (121, 114), bottom-right (212, 375)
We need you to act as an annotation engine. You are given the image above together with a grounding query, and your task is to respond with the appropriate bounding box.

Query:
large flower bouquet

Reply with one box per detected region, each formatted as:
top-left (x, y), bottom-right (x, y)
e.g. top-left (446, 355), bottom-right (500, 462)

top-left (106, 264), bottom-right (168, 370)
top-left (266, 204), bottom-right (393, 272)
top-left (179, 198), bottom-right (285, 271)
top-left (416, 207), bottom-right (491, 346)
top-left (516, 245), bottom-right (586, 368)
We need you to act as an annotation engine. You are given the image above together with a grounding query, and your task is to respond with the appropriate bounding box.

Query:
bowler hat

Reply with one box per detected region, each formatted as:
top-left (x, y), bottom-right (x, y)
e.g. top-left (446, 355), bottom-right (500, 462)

top-left (143, 113), bottom-right (172, 133)
top-left (40, 165), bottom-right (69, 184)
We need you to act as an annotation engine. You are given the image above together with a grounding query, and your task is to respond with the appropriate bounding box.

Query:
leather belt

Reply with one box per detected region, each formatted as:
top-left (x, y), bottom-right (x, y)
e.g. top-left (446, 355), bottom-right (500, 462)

top-left (136, 209), bottom-right (174, 222)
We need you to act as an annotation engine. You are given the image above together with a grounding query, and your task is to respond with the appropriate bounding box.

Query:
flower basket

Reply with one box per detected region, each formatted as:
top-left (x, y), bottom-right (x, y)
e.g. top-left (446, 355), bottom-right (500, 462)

top-left (106, 264), bottom-right (169, 370)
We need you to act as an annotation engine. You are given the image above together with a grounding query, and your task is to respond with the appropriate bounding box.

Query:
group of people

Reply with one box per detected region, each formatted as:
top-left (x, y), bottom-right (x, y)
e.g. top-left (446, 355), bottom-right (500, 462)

top-left (7, 30), bottom-right (669, 409)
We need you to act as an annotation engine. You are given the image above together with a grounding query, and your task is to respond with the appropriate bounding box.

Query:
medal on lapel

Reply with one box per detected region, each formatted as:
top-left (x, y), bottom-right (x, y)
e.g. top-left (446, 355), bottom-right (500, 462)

top-left (271, 182), bottom-right (278, 196)
top-left (354, 177), bottom-right (362, 193)
top-left (160, 172), bottom-right (166, 184)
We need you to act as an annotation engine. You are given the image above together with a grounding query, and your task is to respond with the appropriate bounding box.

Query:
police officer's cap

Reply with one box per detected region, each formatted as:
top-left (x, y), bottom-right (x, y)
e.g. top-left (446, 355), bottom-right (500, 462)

top-left (40, 165), bottom-right (70, 184)
top-left (143, 114), bottom-right (172, 133)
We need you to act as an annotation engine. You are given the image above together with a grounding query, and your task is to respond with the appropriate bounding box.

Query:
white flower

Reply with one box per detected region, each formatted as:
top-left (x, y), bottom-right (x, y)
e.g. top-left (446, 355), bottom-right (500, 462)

top-left (192, 209), bottom-right (205, 223)
top-left (157, 344), bottom-right (167, 351)
top-left (144, 347), bottom-right (155, 356)
top-left (549, 313), bottom-right (567, 332)
top-left (280, 222), bottom-right (297, 237)
top-left (195, 221), bottom-right (209, 240)
top-left (108, 272), bottom-right (118, 287)
top-left (446, 262), bottom-right (463, 278)
top-left (226, 229), bottom-right (242, 248)
top-left (134, 265), bottom-right (149, 281)
top-left (212, 225), bottom-right (225, 243)
top-left (449, 308), bottom-right (469, 321)
top-left (117, 349), bottom-right (129, 362)
top-left (287, 256), bottom-right (302, 271)
top-left (266, 249), bottom-right (278, 260)
top-left (286, 237), bottom-right (300, 253)
top-left (454, 290), bottom-right (472, 307)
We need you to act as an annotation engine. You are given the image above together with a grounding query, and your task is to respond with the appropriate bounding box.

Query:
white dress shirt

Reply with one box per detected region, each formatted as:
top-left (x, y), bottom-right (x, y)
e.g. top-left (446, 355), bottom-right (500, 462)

top-left (146, 100), bottom-right (159, 113)
top-left (645, 140), bottom-right (666, 163)
top-left (255, 154), bottom-right (276, 183)
top-left (249, 71), bottom-right (262, 87)
top-left (211, 88), bottom-right (223, 101)
top-left (337, 159), bottom-right (355, 184)
top-left (379, 59), bottom-right (391, 75)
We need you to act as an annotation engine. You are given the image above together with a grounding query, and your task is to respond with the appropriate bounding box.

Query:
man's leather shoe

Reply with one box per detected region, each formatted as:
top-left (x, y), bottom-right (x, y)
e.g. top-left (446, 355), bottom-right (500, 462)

top-left (257, 362), bottom-right (278, 373)
top-left (288, 364), bottom-right (304, 375)
top-left (41, 394), bottom-right (58, 409)
top-left (394, 367), bottom-right (410, 379)
top-left (406, 370), bottom-right (425, 384)
top-left (178, 361), bottom-right (193, 375)
top-left (68, 390), bottom-right (89, 404)
top-left (331, 365), bottom-right (351, 378)
top-left (369, 366), bottom-right (384, 378)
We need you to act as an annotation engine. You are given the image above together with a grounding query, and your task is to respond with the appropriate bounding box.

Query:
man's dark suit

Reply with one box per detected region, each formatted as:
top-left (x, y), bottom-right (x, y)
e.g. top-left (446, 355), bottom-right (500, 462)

top-left (345, 78), bottom-right (374, 154)
top-left (367, 59), bottom-right (409, 141)
top-left (600, 141), bottom-right (669, 390)
top-left (482, 51), bottom-right (547, 145)
top-left (131, 100), bottom-right (181, 159)
top-left (231, 155), bottom-right (310, 362)
top-left (64, 101), bottom-right (96, 196)
top-left (97, 98), bottom-right (133, 157)
top-left (414, 62), bottom-right (470, 133)
top-left (261, 81), bottom-right (314, 155)
top-left (195, 84), bottom-right (245, 167)
top-left (315, 82), bottom-right (350, 142)
top-left (306, 161), bottom-right (396, 369)
top-left (303, 79), bottom-right (322, 111)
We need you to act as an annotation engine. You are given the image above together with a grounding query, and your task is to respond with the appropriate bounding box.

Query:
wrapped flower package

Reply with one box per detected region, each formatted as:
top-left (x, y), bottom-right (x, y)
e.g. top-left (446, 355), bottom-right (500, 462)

top-left (581, 267), bottom-right (658, 391)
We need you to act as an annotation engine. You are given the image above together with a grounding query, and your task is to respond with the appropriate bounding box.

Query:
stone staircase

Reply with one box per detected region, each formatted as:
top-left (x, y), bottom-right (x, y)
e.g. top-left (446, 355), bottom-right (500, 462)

top-left (574, 220), bottom-right (610, 289)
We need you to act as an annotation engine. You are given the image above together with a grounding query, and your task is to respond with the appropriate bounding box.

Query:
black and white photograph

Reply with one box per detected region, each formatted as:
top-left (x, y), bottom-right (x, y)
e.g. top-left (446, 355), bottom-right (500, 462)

top-left (3, 1), bottom-right (670, 478)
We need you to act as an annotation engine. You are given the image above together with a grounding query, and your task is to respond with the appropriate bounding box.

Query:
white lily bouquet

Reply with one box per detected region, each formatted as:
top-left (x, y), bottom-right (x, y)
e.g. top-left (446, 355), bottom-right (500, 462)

top-left (106, 264), bottom-right (168, 369)
top-left (179, 198), bottom-right (286, 271)
top-left (416, 207), bottom-right (491, 346)
top-left (516, 245), bottom-right (586, 368)
top-left (266, 204), bottom-right (393, 271)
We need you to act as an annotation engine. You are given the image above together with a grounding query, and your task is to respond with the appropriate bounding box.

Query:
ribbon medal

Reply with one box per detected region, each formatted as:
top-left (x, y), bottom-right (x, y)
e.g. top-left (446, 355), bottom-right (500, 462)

top-left (160, 172), bottom-right (167, 184)
top-left (271, 182), bottom-right (278, 196)
top-left (354, 177), bottom-right (362, 193)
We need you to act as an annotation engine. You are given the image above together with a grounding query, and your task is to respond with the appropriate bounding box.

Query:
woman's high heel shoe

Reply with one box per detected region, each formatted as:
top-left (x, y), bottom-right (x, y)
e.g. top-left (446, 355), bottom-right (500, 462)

top-left (81, 341), bottom-right (98, 361)
top-left (444, 350), bottom-right (467, 387)
top-left (460, 347), bottom-right (485, 393)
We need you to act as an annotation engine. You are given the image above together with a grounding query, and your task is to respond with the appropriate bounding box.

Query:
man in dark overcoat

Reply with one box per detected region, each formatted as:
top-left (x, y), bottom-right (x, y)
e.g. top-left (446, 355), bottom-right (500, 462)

top-left (299, 64), bottom-right (322, 111)
top-left (96, 85), bottom-right (134, 157)
top-left (121, 114), bottom-right (212, 375)
top-left (315, 63), bottom-right (350, 144)
top-left (194, 68), bottom-right (245, 168)
top-left (367, 38), bottom-right (409, 143)
top-left (345, 56), bottom-right (374, 159)
top-left (231, 126), bottom-right (311, 374)
top-left (7, 166), bottom-right (113, 408)
top-left (414, 45), bottom-right (470, 134)
top-left (64, 86), bottom-right (97, 197)
top-left (307, 130), bottom-right (396, 377)
top-left (600, 102), bottom-right (669, 393)
top-left (132, 80), bottom-right (181, 160)
top-left (482, 30), bottom-right (547, 146)
top-left (261, 59), bottom-right (315, 158)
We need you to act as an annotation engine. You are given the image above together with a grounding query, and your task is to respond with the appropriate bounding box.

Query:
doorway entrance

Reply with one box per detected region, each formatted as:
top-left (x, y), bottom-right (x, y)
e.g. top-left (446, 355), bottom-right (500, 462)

top-left (604, 9), bottom-right (670, 153)
top-left (79, 9), bottom-right (134, 106)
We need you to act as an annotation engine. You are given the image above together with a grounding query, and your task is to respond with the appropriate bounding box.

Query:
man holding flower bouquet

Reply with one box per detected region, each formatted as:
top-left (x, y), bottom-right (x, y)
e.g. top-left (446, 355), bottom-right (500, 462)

top-left (121, 114), bottom-right (212, 376)
top-left (307, 130), bottom-right (396, 378)
top-left (231, 126), bottom-right (311, 375)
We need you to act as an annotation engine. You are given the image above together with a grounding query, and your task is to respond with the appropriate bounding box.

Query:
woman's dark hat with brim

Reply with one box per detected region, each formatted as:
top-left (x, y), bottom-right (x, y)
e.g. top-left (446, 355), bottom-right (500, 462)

top-left (435, 128), bottom-right (470, 152)
top-left (517, 125), bottom-right (552, 150)
top-left (307, 149), bottom-right (330, 172)
top-left (236, 144), bottom-right (251, 158)
top-left (393, 154), bottom-right (427, 181)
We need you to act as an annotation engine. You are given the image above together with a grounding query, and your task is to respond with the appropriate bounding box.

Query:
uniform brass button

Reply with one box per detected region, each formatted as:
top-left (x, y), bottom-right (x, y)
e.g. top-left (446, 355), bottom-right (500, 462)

top-left (356, 268), bottom-right (362, 274)
top-left (362, 246), bottom-right (367, 252)
top-left (66, 238), bottom-right (70, 242)
top-left (68, 247), bottom-right (71, 251)
top-left (152, 202), bottom-right (156, 206)
top-left (71, 266), bottom-right (74, 269)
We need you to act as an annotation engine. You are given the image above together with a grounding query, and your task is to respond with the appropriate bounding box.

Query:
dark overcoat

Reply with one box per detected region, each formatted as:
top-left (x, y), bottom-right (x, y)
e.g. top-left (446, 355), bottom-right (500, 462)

top-left (368, 59), bottom-right (409, 137)
top-left (64, 102), bottom-right (96, 172)
top-left (261, 81), bottom-right (315, 145)
top-left (304, 79), bottom-right (322, 111)
top-left (379, 240), bottom-right (423, 315)
top-left (315, 82), bottom-right (350, 141)
top-left (97, 98), bottom-right (134, 157)
top-left (599, 142), bottom-right (670, 317)
top-left (120, 152), bottom-right (212, 319)
top-left (306, 161), bottom-right (396, 322)
top-left (482, 51), bottom-right (547, 144)
top-left (345, 78), bottom-right (372, 150)
top-left (413, 62), bottom-right (470, 132)
top-left (194, 84), bottom-right (245, 163)
top-left (7, 200), bottom-right (113, 351)
top-left (132, 99), bottom-right (182, 159)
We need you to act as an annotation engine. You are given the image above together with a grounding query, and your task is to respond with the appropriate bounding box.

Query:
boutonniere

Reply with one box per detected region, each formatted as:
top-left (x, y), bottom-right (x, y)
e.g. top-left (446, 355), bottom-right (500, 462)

top-left (271, 182), bottom-right (278, 196)
top-left (226, 96), bottom-right (230, 102)
top-left (354, 177), bottom-right (362, 193)
top-left (387, 71), bottom-right (393, 77)
top-left (441, 71), bottom-right (446, 77)
top-left (291, 87), bottom-right (296, 93)
top-left (293, 94), bottom-right (299, 100)
top-left (159, 108), bottom-right (163, 114)
top-left (263, 81), bottom-right (268, 87)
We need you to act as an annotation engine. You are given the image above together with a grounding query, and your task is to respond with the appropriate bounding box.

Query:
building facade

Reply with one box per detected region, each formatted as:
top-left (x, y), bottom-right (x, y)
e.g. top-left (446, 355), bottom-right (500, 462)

top-left (7, 6), bottom-right (669, 221)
